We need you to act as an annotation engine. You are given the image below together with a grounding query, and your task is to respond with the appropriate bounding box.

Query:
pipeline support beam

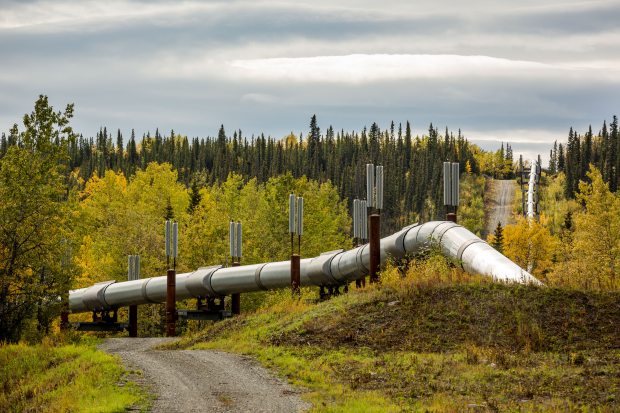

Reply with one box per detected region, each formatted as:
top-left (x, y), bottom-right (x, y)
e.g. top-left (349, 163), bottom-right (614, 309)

top-left (231, 261), bottom-right (241, 315)
top-left (369, 214), bottom-right (380, 283)
top-left (291, 254), bottom-right (301, 295)
top-left (128, 305), bottom-right (137, 337)
top-left (166, 269), bottom-right (176, 337)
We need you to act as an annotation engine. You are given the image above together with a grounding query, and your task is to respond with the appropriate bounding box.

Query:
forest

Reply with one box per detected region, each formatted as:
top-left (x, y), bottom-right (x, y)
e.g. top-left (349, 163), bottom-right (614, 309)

top-left (1, 112), bottom-right (489, 235)
top-left (0, 96), bottom-right (618, 343)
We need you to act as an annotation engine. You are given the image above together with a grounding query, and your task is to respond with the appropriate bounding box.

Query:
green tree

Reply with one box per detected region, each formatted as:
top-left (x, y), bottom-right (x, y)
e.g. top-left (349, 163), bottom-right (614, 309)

top-left (457, 174), bottom-right (485, 236)
top-left (572, 166), bottom-right (620, 289)
top-left (187, 180), bottom-right (202, 214)
top-left (492, 222), bottom-right (504, 253)
top-left (0, 96), bottom-right (76, 342)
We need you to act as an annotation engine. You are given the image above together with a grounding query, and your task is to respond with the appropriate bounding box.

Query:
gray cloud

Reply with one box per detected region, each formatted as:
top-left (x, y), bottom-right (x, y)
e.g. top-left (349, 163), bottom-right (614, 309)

top-left (1, 0), bottom-right (618, 164)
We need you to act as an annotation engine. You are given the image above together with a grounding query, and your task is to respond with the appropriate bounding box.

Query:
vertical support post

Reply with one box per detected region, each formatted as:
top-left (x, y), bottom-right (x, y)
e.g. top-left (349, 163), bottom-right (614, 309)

top-left (128, 255), bottom-right (139, 337)
top-left (291, 254), bottom-right (301, 295)
top-left (128, 306), bottom-right (138, 337)
top-left (60, 307), bottom-right (69, 331)
top-left (230, 221), bottom-right (243, 315)
top-left (166, 269), bottom-right (176, 337)
top-left (443, 161), bottom-right (460, 222)
top-left (231, 262), bottom-right (241, 315)
top-left (165, 221), bottom-right (178, 337)
top-left (369, 214), bottom-right (380, 284)
top-left (289, 195), bottom-right (302, 295)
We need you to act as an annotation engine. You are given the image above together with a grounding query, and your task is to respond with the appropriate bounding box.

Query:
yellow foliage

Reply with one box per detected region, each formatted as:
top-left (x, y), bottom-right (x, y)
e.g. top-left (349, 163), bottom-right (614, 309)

top-left (538, 172), bottom-right (579, 234)
top-left (549, 166), bottom-right (620, 290)
top-left (502, 215), bottom-right (557, 279)
top-left (457, 174), bottom-right (486, 236)
top-left (74, 164), bottom-right (189, 288)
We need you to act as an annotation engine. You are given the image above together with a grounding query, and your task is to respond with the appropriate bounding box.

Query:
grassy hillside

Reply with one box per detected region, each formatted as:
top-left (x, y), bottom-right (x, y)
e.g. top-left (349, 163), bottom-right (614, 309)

top-left (0, 337), bottom-right (148, 413)
top-left (170, 261), bottom-right (620, 412)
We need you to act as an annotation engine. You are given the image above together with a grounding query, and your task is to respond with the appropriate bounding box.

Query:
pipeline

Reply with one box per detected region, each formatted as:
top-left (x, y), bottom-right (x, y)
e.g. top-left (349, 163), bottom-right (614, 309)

top-left (526, 159), bottom-right (540, 220)
top-left (69, 221), bottom-right (542, 313)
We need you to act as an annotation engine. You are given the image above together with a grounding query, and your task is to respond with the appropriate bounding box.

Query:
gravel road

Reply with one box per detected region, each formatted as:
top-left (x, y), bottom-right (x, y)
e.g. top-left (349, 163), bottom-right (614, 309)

top-left (485, 179), bottom-right (516, 237)
top-left (99, 337), bottom-right (309, 413)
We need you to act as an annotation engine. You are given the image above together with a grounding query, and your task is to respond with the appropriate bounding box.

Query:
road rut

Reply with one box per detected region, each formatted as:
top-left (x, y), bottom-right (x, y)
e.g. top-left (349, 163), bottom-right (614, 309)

top-left (484, 179), bottom-right (516, 238)
top-left (100, 337), bottom-right (309, 413)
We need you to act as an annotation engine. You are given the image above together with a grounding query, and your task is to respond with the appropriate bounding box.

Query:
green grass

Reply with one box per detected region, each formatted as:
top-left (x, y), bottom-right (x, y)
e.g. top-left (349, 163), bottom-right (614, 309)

top-left (168, 266), bottom-right (620, 412)
top-left (0, 337), bottom-right (148, 413)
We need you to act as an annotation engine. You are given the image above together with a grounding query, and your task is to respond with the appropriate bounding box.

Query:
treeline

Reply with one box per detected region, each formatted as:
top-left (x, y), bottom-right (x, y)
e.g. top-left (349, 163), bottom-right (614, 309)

top-left (1, 115), bottom-right (480, 233)
top-left (548, 116), bottom-right (619, 197)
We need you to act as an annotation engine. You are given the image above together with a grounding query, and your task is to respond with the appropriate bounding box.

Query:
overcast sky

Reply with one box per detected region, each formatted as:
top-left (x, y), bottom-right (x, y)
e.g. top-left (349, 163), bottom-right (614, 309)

top-left (1, 0), bottom-right (619, 161)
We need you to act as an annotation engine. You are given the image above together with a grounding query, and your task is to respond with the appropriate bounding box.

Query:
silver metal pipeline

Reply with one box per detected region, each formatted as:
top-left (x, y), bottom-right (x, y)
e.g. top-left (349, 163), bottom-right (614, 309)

top-left (526, 159), bottom-right (539, 220)
top-left (69, 221), bottom-right (542, 313)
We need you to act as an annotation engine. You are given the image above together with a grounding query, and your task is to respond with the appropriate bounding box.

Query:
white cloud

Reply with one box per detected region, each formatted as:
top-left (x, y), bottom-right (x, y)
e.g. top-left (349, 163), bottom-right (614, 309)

top-left (223, 54), bottom-right (618, 84)
top-left (240, 93), bottom-right (278, 104)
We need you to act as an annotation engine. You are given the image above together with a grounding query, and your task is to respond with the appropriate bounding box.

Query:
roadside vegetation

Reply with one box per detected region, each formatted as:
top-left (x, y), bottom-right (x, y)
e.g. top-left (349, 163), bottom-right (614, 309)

top-left (168, 254), bottom-right (620, 412)
top-left (0, 336), bottom-right (148, 413)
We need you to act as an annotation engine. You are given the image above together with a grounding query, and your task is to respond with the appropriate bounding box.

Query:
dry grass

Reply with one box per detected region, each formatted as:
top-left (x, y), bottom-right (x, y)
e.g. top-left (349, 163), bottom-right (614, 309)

top-left (168, 255), bottom-right (620, 412)
top-left (0, 337), bottom-right (148, 413)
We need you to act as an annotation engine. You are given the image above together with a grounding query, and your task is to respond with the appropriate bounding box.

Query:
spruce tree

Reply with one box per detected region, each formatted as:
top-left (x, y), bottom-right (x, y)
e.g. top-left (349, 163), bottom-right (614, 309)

top-left (164, 197), bottom-right (174, 220)
top-left (187, 180), bottom-right (202, 214)
top-left (492, 222), bottom-right (504, 253)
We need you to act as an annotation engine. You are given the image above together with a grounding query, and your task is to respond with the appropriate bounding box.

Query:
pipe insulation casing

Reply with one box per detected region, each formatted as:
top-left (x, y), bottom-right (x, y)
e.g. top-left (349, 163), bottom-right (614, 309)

top-left (69, 222), bottom-right (542, 313)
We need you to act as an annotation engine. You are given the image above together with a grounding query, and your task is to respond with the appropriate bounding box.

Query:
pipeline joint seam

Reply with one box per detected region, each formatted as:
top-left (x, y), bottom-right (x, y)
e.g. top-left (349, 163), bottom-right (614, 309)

top-left (456, 239), bottom-right (488, 269)
top-left (428, 222), bottom-right (460, 247)
top-left (100, 281), bottom-right (116, 309)
top-left (255, 264), bottom-right (269, 291)
top-left (204, 268), bottom-right (220, 297)
top-left (398, 224), bottom-right (421, 254)
top-left (357, 245), bottom-right (370, 274)
top-left (84, 280), bottom-right (115, 311)
top-left (323, 253), bottom-right (341, 285)
top-left (141, 278), bottom-right (159, 303)
top-left (335, 247), bottom-right (366, 280)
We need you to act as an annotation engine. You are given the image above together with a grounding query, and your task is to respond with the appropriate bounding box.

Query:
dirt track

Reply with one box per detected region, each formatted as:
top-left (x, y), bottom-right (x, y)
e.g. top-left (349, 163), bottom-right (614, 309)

top-left (484, 179), bottom-right (516, 237)
top-left (99, 337), bottom-right (309, 413)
